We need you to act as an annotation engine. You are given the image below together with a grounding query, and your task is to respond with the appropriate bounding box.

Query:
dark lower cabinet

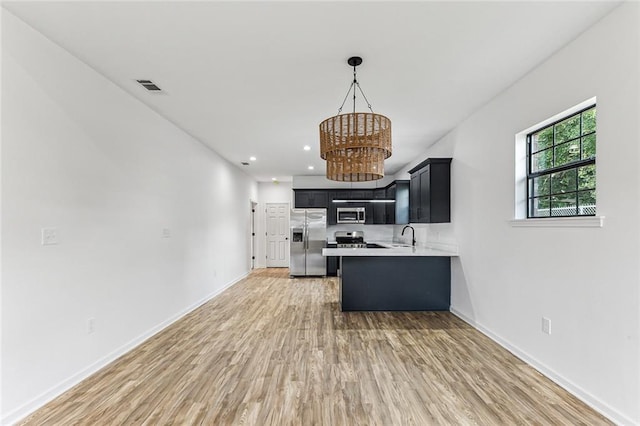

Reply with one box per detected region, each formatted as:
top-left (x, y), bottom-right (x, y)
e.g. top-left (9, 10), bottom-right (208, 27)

top-left (340, 256), bottom-right (451, 311)
top-left (408, 158), bottom-right (452, 223)
top-left (326, 243), bottom-right (338, 276)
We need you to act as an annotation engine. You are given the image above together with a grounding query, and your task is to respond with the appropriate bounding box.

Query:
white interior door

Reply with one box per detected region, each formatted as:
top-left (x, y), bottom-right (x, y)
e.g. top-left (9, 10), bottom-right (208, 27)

top-left (266, 203), bottom-right (290, 267)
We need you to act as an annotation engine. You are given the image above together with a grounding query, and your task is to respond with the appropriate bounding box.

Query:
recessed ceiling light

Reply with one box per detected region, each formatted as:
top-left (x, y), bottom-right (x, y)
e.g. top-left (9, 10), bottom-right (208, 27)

top-left (303, 145), bottom-right (311, 151)
top-left (271, 177), bottom-right (277, 181)
top-left (249, 156), bottom-right (257, 161)
top-left (308, 166), bottom-right (314, 170)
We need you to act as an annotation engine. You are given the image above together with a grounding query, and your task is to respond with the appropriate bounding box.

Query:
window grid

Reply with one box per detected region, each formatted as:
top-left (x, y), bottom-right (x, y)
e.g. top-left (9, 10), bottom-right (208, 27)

top-left (526, 105), bottom-right (596, 218)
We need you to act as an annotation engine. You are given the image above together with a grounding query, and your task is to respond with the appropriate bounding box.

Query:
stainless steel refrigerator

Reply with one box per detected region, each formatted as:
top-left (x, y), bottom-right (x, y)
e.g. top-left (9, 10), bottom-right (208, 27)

top-left (290, 209), bottom-right (327, 276)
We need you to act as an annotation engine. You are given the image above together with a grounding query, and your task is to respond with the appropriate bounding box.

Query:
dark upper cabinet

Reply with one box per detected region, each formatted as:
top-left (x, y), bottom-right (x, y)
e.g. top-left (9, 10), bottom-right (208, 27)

top-left (327, 191), bottom-right (338, 224)
top-left (295, 183), bottom-right (411, 225)
top-left (386, 185), bottom-right (396, 224)
top-left (331, 190), bottom-right (348, 202)
top-left (327, 190), bottom-right (369, 224)
top-left (348, 190), bottom-right (374, 200)
top-left (294, 190), bottom-right (328, 208)
top-left (408, 158), bottom-right (452, 223)
top-left (372, 188), bottom-right (387, 224)
top-left (332, 189), bottom-right (374, 201)
top-left (388, 180), bottom-right (409, 224)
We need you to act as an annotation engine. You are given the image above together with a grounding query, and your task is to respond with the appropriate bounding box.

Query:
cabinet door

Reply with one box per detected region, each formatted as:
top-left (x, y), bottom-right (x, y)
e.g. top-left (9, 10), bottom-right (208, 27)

top-left (326, 243), bottom-right (338, 276)
top-left (419, 165), bottom-right (431, 222)
top-left (372, 188), bottom-right (386, 224)
top-left (294, 191), bottom-right (311, 208)
top-left (311, 191), bottom-right (328, 208)
top-left (294, 190), bottom-right (328, 208)
top-left (349, 190), bottom-right (374, 200)
top-left (429, 163), bottom-right (451, 223)
top-left (409, 174), bottom-right (420, 222)
top-left (327, 192), bottom-right (337, 224)
top-left (385, 185), bottom-right (396, 224)
top-left (408, 158), bottom-right (451, 223)
top-left (394, 181), bottom-right (410, 224)
top-left (335, 190), bottom-right (351, 200)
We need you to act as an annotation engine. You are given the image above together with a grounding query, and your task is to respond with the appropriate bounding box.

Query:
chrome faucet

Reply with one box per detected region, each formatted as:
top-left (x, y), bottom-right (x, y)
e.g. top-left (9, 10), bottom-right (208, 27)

top-left (401, 225), bottom-right (416, 247)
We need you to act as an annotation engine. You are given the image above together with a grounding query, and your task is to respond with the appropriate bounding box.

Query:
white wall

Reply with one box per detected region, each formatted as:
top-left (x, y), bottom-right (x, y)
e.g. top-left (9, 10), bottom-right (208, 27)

top-left (255, 181), bottom-right (292, 268)
top-left (1, 11), bottom-right (257, 424)
top-left (395, 4), bottom-right (640, 424)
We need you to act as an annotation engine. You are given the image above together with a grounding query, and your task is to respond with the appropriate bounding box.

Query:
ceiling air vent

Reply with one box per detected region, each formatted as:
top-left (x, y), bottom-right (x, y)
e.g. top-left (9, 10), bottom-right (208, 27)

top-left (241, 162), bottom-right (250, 166)
top-left (136, 79), bottom-right (162, 91)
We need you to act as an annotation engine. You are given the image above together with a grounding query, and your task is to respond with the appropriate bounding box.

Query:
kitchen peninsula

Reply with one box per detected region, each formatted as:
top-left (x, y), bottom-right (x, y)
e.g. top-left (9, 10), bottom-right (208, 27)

top-left (322, 243), bottom-right (458, 311)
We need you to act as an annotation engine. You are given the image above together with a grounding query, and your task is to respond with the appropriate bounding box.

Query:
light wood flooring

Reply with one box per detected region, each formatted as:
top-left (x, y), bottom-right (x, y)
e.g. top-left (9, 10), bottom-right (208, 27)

top-left (20, 268), bottom-right (612, 425)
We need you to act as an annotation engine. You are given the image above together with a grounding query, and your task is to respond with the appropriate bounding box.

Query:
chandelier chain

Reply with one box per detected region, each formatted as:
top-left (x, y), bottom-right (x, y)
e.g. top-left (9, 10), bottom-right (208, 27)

top-left (337, 81), bottom-right (355, 115)
top-left (352, 65), bottom-right (357, 113)
top-left (335, 63), bottom-right (374, 114)
top-left (355, 82), bottom-right (374, 113)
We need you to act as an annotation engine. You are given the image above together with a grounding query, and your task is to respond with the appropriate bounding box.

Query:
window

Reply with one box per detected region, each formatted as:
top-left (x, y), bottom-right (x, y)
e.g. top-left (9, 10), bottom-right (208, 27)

top-left (527, 105), bottom-right (596, 218)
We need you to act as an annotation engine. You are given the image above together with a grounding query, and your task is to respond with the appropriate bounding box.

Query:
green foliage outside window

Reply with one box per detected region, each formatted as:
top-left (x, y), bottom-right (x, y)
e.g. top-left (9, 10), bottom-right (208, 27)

top-left (528, 106), bottom-right (596, 217)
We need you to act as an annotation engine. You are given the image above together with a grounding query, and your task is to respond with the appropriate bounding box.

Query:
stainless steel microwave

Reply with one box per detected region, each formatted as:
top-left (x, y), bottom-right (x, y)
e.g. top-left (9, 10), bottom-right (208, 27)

top-left (337, 207), bottom-right (366, 224)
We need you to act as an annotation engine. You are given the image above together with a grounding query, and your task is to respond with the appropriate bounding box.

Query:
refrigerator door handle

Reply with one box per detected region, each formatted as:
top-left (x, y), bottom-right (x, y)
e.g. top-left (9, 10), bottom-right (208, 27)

top-left (304, 226), bottom-right (308, 250)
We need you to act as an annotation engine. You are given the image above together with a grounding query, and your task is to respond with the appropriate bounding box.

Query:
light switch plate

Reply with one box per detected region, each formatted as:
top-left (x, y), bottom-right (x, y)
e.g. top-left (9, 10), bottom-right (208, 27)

top-left (162, 228), bottom-right (171, 238)
top-left (41, 227), bottom-right (59, 245)
top-left (542, 317), bottom-right (551, 334)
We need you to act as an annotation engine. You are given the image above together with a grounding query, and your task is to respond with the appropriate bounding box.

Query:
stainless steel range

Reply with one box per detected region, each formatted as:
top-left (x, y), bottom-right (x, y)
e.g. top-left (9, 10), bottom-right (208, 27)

top-left (335, 231), bottom-right (366, 248)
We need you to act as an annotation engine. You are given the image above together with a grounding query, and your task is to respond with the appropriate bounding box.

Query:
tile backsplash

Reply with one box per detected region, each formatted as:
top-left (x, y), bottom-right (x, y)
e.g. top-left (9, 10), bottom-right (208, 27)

top-left (327, 224), bottom-right (394, 242)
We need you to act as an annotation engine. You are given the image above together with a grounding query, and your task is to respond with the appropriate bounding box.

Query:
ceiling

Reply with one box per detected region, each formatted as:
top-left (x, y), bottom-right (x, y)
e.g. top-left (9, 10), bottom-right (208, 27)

top-left (3, 1), bottom-right (620, 182)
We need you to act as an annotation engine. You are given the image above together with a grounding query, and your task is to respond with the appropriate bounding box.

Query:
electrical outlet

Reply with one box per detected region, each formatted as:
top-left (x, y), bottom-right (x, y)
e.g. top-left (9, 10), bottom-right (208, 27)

top-left (542, 317), bottom-right (551, 335)
top-left (41, 227), bottom-right (59, 245)
top-left (162, 228), bottom-right (171, 238)
top-left (87, 318), bottom-right (95, 334)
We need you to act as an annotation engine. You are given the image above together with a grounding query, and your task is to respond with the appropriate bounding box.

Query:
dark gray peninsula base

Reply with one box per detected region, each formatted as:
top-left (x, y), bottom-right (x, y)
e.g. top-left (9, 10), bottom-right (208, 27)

top-left (340, 256), bottom-right (451, 311)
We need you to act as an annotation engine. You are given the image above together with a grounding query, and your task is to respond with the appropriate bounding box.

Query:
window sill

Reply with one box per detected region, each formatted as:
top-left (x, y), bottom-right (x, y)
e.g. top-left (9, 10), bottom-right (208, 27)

top-left (508, 216), bottom-right (604, 228)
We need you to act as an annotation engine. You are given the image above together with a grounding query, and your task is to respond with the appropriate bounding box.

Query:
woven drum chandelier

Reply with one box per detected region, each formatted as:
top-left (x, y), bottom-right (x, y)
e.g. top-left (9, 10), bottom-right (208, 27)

top-left (319, 56), bottom-right (392, 182)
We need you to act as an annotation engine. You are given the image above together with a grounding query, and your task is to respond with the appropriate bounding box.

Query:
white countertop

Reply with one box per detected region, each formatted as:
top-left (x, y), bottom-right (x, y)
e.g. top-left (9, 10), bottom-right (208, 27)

top-left (323, 241), bottom-right (458, 257)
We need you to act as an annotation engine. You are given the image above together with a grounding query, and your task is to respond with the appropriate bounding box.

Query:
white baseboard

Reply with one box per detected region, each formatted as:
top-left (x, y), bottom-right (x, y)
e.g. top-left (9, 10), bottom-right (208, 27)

top-left (450, 307), bottom-right (637, 426)
top-left (2, 272), bottom-right (249, 426)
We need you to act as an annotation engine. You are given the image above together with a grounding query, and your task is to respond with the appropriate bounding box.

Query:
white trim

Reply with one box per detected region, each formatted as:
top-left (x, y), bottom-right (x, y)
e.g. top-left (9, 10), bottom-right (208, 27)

top-left (450, 307), bottom-right (635, 426)
top-left (508, 215), bottom-right (604, 228)
top-left (2, 272), bottom-right (249, 426)
top-left (513, 97), bottom-right (598, 220)
top-left (519, 97), bottom-right (597, 136)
